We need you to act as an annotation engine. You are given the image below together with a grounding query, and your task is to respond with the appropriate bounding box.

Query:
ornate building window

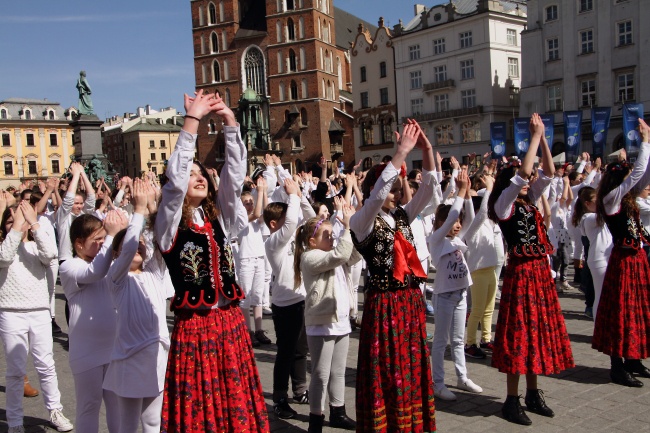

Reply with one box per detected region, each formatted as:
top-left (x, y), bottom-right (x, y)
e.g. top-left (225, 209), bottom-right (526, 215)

top-left (243, 47), bottom-right (266, 96)
top-left (211, 32), bottom-right (219, 53)
top-left (361, 119), bottom-right (374, 146)
top-left (380, 117), bottom-right (393, 144)
top-left (208, 2), bottom-right (217, 24)
top-left (287, 18), bottom-right (296, 41)
top-left (435, 124), bottom-right (454, 145)
top-left (290, 80), bottom-right (298, 100)
top-left (289, 49), bottom-right (297, 72)
top-left (461, 121), bottom-right (481, 143)
top-left (212, 60), bottom-right (221, 82)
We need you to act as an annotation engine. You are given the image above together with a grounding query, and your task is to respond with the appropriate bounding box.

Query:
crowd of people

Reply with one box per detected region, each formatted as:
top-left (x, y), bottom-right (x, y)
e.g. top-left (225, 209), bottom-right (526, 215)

top-left (0, 89), bottom-right (649, 433)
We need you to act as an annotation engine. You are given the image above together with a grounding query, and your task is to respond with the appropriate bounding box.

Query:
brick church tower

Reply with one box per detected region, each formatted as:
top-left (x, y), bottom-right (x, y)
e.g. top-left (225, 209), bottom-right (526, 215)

top-left (189, 0), bottom-right (361, 173)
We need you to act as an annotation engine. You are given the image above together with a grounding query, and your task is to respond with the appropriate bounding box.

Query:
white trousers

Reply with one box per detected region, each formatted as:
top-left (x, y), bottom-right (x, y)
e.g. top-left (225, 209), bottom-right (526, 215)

top-left (349, 260), bottom-right (363, 318)
top-left (238, 256), bottom-right (265, 307)
top-left (116, 393), bottom-right (163, 433)
top-left (431, 289), bottom-right (468, 386)
top-left (0, 309), bottom-right (63, 427)
top-left (263, 254), bottom-right (272, 306)
top-left (47, 260), bottom-right (59, 318)
top-left (73, 364), bottom-right (119, 433)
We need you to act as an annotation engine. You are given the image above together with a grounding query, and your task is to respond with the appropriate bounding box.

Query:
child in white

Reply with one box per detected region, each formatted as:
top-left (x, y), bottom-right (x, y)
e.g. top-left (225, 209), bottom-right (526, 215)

top-left (295, 205), bottom-right (357, 431)
top-left (103, 179), bottom-right (170, 433)
top-left (0, 202), bottom-right (73, 433)
top-left (428, 171), bottom-right (483, 401)
top-left (60, 210), bottom-right (126, 433)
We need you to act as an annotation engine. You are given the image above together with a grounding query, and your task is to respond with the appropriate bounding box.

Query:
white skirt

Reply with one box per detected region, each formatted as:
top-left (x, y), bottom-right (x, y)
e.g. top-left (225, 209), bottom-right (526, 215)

top-left (103, 341), bottom-right (168, 398)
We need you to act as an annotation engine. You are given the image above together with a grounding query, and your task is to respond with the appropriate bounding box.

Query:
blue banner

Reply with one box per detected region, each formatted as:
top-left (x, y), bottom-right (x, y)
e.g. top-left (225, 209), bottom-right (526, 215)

top-left (513, 117), bottom-right (531, 158)
top-left (563, 111), bottom-right (583, 162)
top-left (591, 107), bottom-right (611, 158)
top-left (490, 122), bottom-right (507, 159)
top-left (622, 103), bottom-right (645, 154)
top-left (540, 114), bottom-right (555, 153)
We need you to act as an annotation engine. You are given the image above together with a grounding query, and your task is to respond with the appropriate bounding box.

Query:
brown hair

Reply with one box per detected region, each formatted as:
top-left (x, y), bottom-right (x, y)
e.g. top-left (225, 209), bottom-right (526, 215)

top-left (69, 214), bottom-right (103, 257)
top-left (572, 186), bottom-right (596, 227)
top-left (112, 228), bottom-right (128, 255)
top-left (596, 161), bottom-right (634, 226)
top-left (263, 202), bottom-right (288, 228)
top-left (293, 217), bottom-right (329, 289)
top-left (488, 165), bottom-right (531, 222)
top-left (0, 205), bottom-right (33, 243)
top-left (433, 204), bottom-right (465, 232)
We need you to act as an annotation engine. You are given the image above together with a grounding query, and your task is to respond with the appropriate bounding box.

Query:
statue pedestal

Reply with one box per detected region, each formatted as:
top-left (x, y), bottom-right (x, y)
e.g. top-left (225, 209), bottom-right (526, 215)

top-left (70, 114), bottom-right (115, 185)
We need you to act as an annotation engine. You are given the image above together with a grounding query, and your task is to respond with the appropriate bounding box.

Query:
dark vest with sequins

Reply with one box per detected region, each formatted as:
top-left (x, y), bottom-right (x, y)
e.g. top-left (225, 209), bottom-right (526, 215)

top-left (161, 218), bottom-right (243, 310)
top-left (604, 202), bottom-right (648, 249)
top-left (351, 207), bottom-right (425, 292)
top-left (499, 202), bottom-right (555, 258)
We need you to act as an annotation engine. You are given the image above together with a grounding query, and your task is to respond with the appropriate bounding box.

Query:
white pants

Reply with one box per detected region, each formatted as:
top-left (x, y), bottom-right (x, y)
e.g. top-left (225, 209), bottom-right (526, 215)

top-left (47, 260), bottom-right (59, 318)
top-left (238, 256), bottom-right (265, 307)
top-left (0, 309), bottom-right (63, 427)
top-left (591, 264), bottom-right (607, 323)
top-left (116, 393), bottom-right (163, 433)
top-left (263, 254), bottom-right (272, 306)
top-left (73, 364), bottom-right (119, 433)
top-left (349, 260), bottom-right (363, 318)
top-left (431, 289), bottom-right (468, 386)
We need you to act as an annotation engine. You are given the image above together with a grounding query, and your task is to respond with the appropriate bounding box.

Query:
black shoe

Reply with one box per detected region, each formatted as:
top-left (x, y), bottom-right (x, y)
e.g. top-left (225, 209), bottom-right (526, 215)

top-left (611, 368), bottom-right (644, 387)
top-left (502, 395), bottom-right (532, 426)
top-left (51, 319), bottom-right (62, 335)
top-left (464, 344), bottom-right (487, 359)
top-left (273, 398), bottom-right (297, 419)
top-left (254, 330), bottom-right (272, 345)
top-left (329, 404), bottom-right (356, 430)
top-left (308, 413), bottom-right (325, 433)
top-left (624, 360), bottom-right (650, 378)
top-left (293, 390), bottom-right (309, 404)
top-left (249, 331), bottom-right (261, 348)
top-left (524, 389), bottom-right (555, 417)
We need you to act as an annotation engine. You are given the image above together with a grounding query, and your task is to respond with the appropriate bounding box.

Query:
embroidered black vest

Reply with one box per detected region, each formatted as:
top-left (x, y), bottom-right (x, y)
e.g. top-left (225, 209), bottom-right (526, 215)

top-left (499, 202), bottom-right (555, 258)
top-left (604, 203), bottom-right (647, 249)
top-left (161, 218), bottom-right (243, 310)
top-left (351, 207), bottom-right (425, 292)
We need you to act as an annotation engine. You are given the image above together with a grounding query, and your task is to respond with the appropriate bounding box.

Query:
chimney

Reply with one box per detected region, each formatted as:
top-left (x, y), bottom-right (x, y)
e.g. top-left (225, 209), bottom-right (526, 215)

top-left (414, 4), bottom-right (425, 16)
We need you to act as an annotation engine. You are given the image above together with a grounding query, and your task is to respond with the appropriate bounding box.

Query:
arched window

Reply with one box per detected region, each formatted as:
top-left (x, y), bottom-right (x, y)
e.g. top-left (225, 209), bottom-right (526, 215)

top-left (300, 108), bottom-right (308, 125)
top-left (300, 47), bottom-right (306, 70)
top-left (435, 124), bottom-right (454, 145)
top-left (212, 60), bottom-right (221, 82)
top-left (211, 32), bottom-right (219, 53)
top-left (328, 22), bottom-right (332, 43)
top-left (288, 49), bottom-right (297, 72)
top-left (200, 35), bottom-right (205, 54)
top-left (218, 0), bottom-right (224, 22)
top-left (277, 0), bottom-right (284, 13)
top-left (276, 21), bottom-right (283, 43)
top-left (202, 63), bottom-right (207, 83)
top-left (322, 79), bottom-right (326, 98)
top-left (277, 50), bottom-right (283, 73)
top-left (243, 47), bottom-right (266, 96)
top-left (209, 119), bottom-right (216, 133)
top-left (199, 6), bottom-right (204, 26)
top-left (25, 110), bottom-right (32, 120)
top-left (208, 2), bottom-right (217, 24)
top-left (279, 82), bottom-right (285, 101)
top-left (323, 20), bottom-right (329, 42)
top-left (49, 110), bottom-right (55, 120)
top-left (461, 121), bottom-right (481, 143)
top-left (328, 81), bottom-right (335, 100)
top-left (299, 17), bottom-right (305, 39)
top-left (225, 88), bottom-right (231, 106)
top-left (324, 50), bottom-right (332, 73)
top-left (290, 80), bottom-right (298, 100)
top-left (362, 120), bottom-right (373, 146)
top-left (287, 18), bottom-right (295, 41)
top-left (0, 109), bottom-right (6, 119)
top-left (222, 30), bottom-right (227, 50)
top-left (287, 0), bottom-right (295, 9)
top-left (317, 19), bottom-right (321, 39)
top-left (380, 117), bottom-right (393, 144)
top-left (301, 79), bottom-right (308, 98)
top-left (337, 57), bottom-right (342, 89)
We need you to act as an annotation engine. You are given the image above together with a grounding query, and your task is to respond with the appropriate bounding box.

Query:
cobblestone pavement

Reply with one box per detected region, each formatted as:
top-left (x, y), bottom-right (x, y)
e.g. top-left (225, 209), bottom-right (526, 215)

top-left (2, 271), bottom-right (650, 432)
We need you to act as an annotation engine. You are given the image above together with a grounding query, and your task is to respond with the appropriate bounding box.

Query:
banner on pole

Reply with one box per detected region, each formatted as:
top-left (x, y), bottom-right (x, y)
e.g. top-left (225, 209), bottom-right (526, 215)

top-left (513, 117), bottom-right (531, 158)
top-left (540, 114), bottom-right (555, 154)
top-left (490, 122), bottom-right (507, 159)
top-left (622, 103), bottom-right (645, 154)
top-left (591, 107), bottom-right (611, 158)
top-left (563, 111), bottom-right (583, 162)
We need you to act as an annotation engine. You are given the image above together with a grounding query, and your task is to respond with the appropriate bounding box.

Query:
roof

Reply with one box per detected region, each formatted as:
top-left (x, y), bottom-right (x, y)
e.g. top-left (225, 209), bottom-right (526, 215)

top-left (334, 6), bottom-right (377, 49)
top-left (328, 118), bottom-right (346, 132)
top-left (123, 118), bottom-right (183, 133)
top-left (0, 98), bottom-right (70, 120)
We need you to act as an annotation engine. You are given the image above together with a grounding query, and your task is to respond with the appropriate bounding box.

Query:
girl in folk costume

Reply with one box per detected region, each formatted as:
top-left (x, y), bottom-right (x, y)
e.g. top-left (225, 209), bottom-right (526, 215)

top-left (154, 91), bottom-right (268, 432)
top-left (487, 114), bottom-right (574, 426)
top-left (593, 119), bottom-right (650, 388)
top-left (350, 120), bottom-right (436, 432)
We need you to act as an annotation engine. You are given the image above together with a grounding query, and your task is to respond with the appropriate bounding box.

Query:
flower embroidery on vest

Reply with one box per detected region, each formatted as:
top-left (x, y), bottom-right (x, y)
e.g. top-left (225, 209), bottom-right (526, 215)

top-left (516, 206), bottom-right (537, 245)
top-left (180, 242), bottom-right (209, 285)
top-left (220, 237), bottom-right (235, 277)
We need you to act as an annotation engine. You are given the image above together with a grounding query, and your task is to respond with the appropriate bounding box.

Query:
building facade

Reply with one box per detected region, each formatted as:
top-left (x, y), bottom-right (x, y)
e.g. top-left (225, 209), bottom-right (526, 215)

top-left (0, 98), bottom-right (77, 189)
top-left (392, 0), bottom-right (526, 167)
top-left (519, 0), bottom-right (649, 157)
top-left (351, 18), bottom-right (399, 168)
top-left (189, 0), bottom-right (370, 173)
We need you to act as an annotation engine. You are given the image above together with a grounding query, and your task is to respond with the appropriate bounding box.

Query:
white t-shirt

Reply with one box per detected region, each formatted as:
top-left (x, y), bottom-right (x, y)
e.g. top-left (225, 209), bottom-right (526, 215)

top-left (238, 219), bottom-right (265, 259)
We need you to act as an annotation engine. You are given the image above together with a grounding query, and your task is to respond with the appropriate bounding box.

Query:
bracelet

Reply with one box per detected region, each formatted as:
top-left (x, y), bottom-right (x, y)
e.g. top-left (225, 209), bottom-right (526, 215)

top-left (29, 222), bottom-right (39, 228)
top-left (184, 115), bottom-right (201, 122)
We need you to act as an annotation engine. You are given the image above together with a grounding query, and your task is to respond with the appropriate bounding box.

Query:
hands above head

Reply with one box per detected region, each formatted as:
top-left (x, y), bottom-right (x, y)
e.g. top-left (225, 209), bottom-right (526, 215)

top-left (395, 120), bottom-right (421, 155)
top-left (183, 89), bottom-right (221, 122)
top-left (132, 178), bottom-right (148, 214)
top-left (46, 177), bottom-right (60, 191)
top-left (456, 170), bottom-right (469, 191)
top-left (11, 206), bottom-right (25, 232)
top-left (450, 156), bottom-right (460, 171)
top-left (482, 173), bottom-right (494, 190)
top-left (344, 173), bottom-right (357, 188)
top-left (639, 118), bottom-right (650, 143)
top-left (283, 178), bottom-right (299, 196)
top-left (619, 148), bottom-right (627, 162)
top-left (333, 195), bottom-right (344, 212)
top-left (529, 113), bottom-right (544, 137)
top-left (256, 176), bottom-right (267, 192)
top-left (594, 157), bottom-right (602, 170)
top-left (263, 153), bottom-right (273, 167)
top-left (104, 210), bottom-right (128, 236)
top-left (69, 162), bottom-right (84, 177)
top-left (19, 201), bottom-right (38, 226)
top-left (271, 154), bottom-right (282, 167)
top-left (340, 203), bottom-right (355, 228)
top-left (212, 91), bottom-right (236, 126)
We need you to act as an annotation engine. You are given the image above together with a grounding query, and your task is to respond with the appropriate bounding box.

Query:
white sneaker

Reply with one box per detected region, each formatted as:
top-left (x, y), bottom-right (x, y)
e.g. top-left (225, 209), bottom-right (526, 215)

top-left (262, 306), bottom-right (273, 316)
top-left (8, 426), bottom-right (25, 433)
top-left (457, 378), bottom-right (483, 393)
top-left (434, 385), bottom-right (457, 401)
top-left (425, 284), bottom-right (434, 294)
top-left (49, 409), bottom-right (74, 432)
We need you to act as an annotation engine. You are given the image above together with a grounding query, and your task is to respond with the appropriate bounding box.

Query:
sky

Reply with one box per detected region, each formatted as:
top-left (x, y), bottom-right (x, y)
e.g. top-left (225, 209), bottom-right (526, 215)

top-left (0, 0), bottom-right (446, 121)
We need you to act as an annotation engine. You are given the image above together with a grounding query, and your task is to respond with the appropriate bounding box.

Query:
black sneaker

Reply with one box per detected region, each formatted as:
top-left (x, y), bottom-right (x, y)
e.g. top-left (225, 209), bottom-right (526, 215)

top-left (464, 344), bottom-right (486, 359)
top-left (248, 331), bottom-right (261, 348)
top-left (293, 390), bottom-right (309, 404)
top-left (52, 319), bottom-right (62, 335)
top-left (273, 398), bottom-right (297, 419)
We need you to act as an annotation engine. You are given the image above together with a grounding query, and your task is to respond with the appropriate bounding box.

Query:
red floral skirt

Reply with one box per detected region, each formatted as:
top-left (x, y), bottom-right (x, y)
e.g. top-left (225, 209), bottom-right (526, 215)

top-left (592, 246), bottom-right (650, 359)
top-left (161, 305), bottom-right (269, 433)
top-left (356, 287), bottom-right (436, 433)
top-left (492, 255), bottom-right (574, 375)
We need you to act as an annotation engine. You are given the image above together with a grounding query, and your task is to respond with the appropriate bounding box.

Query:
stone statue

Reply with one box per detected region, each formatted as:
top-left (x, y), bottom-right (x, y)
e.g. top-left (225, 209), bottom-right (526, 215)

top-left (76, 70), bottom-right (94, 115)
top-left (86, 157), bottom-right (107, 184)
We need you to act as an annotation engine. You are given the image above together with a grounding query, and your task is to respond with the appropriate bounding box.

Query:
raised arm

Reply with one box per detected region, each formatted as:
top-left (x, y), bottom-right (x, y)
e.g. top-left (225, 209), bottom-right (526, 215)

top-left (79, 169), bottom-right (96, 214)
top-left (110, 181), bottom-right (146, 286)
